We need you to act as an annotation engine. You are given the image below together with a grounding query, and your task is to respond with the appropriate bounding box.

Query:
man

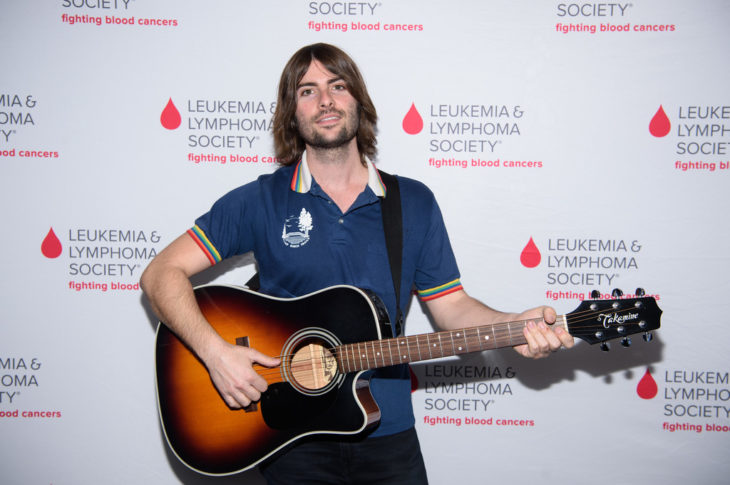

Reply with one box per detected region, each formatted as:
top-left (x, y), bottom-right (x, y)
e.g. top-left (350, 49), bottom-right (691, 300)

top-left (141, 43), bottom-right (574, 484)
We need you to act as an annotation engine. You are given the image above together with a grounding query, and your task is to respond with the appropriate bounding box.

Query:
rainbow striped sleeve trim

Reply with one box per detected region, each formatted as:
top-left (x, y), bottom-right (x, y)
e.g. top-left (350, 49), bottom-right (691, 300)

top-left (418, 279), bottom-right (463, 301)
top-left (187, 225), bottom-right (222, 265)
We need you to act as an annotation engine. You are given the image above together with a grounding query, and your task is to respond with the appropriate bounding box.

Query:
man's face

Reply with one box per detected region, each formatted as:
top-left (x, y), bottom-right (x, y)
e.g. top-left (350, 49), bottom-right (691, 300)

top-left (294, 60), bottom-right (359, 151)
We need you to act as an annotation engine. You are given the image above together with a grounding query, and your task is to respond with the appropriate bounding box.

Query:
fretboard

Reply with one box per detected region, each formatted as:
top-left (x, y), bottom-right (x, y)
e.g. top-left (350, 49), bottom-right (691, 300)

top-left (336, 316), bottom-right (567, 373)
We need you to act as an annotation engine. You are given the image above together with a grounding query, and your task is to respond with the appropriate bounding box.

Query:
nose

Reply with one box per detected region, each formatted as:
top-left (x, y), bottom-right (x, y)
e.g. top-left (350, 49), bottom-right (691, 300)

top-left (318, 89), bottom-right (333, 108)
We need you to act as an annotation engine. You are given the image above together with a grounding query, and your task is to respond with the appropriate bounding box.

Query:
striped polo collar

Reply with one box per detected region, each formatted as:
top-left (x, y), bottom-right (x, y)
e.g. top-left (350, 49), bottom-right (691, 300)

top-left (289, 151), bottom-right (387, 197)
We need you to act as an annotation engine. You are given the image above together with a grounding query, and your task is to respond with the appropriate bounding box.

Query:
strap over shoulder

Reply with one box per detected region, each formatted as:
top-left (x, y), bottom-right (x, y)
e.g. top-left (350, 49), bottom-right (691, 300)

top-left (377, 170), bottom-right (404, 336)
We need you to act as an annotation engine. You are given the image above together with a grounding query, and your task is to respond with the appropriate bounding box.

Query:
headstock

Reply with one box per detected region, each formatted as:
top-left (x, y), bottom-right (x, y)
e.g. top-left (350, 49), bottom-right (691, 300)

top-left (566, 288), bottom-right (662, 350)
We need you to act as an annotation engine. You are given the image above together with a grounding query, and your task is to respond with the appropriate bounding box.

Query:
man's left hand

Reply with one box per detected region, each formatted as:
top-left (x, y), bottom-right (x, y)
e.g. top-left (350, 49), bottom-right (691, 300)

top-left (513, 306), bottom-right (575, 359)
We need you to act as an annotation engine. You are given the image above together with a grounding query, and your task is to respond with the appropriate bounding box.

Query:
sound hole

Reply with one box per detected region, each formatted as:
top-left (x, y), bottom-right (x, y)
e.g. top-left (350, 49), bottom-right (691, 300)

top-left (290, 341), bottom-right (338, 391)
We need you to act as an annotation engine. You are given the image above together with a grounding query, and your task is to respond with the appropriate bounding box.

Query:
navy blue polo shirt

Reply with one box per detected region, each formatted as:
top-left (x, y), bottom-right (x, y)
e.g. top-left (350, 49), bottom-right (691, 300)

top-left (189, 154), bottom-right (463, 437)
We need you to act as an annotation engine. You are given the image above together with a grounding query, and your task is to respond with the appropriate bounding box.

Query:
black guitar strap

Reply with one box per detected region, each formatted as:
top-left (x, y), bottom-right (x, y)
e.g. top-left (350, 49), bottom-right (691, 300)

top-left (377, 169), bottom-right (404, 337)
top-left (247, 169), bottom-right (404, 336)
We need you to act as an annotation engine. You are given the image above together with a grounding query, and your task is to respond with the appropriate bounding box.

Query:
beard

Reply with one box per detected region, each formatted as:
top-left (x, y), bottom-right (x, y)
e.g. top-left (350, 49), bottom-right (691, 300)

top-left (297, 107), bottom-right (359, 150)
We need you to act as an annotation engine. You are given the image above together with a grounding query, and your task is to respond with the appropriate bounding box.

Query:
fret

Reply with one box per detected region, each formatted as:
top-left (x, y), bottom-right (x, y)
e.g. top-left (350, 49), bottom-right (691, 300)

top-left (476, 327), bottom-right (488, 350)
top-left (425, 333), bottom-right (434, 360)
top-left (452, 331), bottom-right (459, 354)
top-left (335, 345), bottom-right (344, 373)
top-left (342, 344), bottom-right (350, 373)
top-left (386, 338), bottom-right (395, 366)
top-left (371, 340), bottom-right (381, 368)
top-left (479, 326), bottom-right (492, 350)
top-left (338, 344), bottom-right (346, 373)
top-left (405, 336), bottom-right (413, 363)
top-left (452, 331), bottom-right (463, 354)
top-left (464, 327), bottom-right (476, 353)
top-left (437, 333), bottom-right (444, 359)
top-left (358, 343), bottom-right (368, 370)
top-left (398, 337), bottom-right (408, 362)
top-left (448, 331), bottom-right (456, 357)
top-left (415, 334), bottom-right (424, 362)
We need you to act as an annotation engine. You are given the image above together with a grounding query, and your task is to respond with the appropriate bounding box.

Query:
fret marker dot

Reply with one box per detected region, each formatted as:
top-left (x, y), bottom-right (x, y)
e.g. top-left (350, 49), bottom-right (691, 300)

top-left (484, 336), bottom-right (490, 340)
top-left (458, 347), bottom-right (463, 351)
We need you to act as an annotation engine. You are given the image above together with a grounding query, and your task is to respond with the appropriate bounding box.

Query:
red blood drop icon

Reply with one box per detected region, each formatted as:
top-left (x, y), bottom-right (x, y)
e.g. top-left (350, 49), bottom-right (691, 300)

top-left (41, 227), bottom-right (62, 258)
top-left (520, 237), bottom-right (541, 268)
top-left (649, 105), bottom-right (671, 137)
top-left (160, 98), bottom-right (181, 130)
top-left (402, 103), bottom-right (423, 135)
top-left (637, 368), bottom-right (658, 399)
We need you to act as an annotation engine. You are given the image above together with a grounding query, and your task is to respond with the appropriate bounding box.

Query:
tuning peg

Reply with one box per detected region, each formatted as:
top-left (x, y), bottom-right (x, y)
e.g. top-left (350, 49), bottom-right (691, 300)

top-left (591, 290), bottom-right (601, 299)
top-left (635, 288), bottom-right (645, 297)
top-left (600, 342), bottom-right (610, 352)
top-left (612, 288), bottom-right (623, 298)
top-left (643, 332), bottom-right (653, 342)
top-left (621, 337), bottom-right (631, 347)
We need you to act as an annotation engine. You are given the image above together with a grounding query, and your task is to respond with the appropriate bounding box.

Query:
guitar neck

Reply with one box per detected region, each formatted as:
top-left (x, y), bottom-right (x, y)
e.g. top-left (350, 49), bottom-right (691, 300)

top-left (336, 315), bottom-right (568, 373)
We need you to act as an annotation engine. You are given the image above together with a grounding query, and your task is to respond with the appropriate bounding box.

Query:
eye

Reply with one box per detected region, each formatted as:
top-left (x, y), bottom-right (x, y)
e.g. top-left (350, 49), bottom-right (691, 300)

top-left (298, 88), bottom-right (314, 97)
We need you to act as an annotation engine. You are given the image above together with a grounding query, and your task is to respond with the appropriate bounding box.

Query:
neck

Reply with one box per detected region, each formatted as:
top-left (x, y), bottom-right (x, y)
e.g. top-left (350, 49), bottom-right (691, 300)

top-left (305, 140), bottom-right (368, 212)
top-left (305, 138), bottom-right (361, 174)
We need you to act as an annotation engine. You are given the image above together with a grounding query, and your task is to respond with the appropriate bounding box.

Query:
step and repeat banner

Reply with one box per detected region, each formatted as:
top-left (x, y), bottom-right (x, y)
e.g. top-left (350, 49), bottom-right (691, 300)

top-left (1, 1), bottom-right (728, 484)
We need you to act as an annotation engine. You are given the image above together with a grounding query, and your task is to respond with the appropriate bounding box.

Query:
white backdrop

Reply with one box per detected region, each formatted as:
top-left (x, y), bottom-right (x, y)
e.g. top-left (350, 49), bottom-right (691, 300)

top-left (1, 1), bottom-right (729, 484)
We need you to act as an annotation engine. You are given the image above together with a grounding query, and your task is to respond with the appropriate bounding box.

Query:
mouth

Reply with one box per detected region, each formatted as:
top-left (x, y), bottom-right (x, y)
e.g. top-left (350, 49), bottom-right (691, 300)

top-left (315, 111), bottom-right (343, 125)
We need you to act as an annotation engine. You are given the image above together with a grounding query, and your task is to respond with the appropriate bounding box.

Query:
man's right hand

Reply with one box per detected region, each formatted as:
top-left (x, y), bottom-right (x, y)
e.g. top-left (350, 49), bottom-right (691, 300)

top-left (203, 342), bottom-right (281, 408)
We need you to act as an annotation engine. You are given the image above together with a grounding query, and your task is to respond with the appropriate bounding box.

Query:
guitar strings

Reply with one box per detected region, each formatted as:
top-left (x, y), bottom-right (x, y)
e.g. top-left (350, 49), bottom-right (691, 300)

top-left (249, 300), bottom-right (654, 383)
top-left (252, 301), bottom-right (652, 380)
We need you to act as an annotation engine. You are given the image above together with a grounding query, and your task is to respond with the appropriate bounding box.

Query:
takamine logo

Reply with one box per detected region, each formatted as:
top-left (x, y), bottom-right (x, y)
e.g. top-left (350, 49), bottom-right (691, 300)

top-left (597, 311), bottom-right (639, 328)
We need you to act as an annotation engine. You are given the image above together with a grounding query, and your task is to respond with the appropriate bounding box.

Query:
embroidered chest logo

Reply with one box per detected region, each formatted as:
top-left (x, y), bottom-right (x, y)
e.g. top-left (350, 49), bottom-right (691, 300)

top-left (282, 208), bottom-right (314, 248)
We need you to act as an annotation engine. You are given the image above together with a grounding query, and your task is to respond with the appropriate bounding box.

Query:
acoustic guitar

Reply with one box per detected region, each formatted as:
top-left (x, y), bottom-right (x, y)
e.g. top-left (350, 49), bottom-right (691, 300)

top-left (155, 284), bottom-right (662, 475)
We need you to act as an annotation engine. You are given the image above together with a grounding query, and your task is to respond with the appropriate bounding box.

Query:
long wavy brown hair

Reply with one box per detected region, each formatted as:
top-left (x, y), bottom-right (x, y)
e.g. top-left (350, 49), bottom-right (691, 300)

top-left (273, 43), bottom-right (378, 166)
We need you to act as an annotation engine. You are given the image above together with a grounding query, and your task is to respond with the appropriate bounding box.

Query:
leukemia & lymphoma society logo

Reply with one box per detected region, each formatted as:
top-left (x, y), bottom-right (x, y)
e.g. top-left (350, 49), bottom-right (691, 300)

top-left (640, 367), bottom-right (730, 435)
top-left (401, 103), bottom-right (543, 171)
top-left (519, 236), bottom-right (651, 301)
top-left (158, 97), bottom-right (278, 166)
top-left (553, 2), bottom-right (678, 35)
top-left (41, 226), bottom-right (163, 292)
top-left (648, 104), bottom-right (730, 173)
top-left (306, 1), bottom-right (425, 33)
top-left (0, 94), bottom-right (60, 160)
